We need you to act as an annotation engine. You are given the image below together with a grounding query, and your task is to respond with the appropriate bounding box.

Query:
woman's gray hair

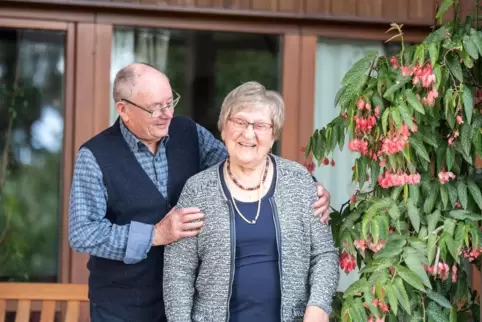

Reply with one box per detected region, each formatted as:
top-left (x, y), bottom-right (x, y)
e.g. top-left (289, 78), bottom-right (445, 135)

top-left (218, 81), bottom-right (285, 139)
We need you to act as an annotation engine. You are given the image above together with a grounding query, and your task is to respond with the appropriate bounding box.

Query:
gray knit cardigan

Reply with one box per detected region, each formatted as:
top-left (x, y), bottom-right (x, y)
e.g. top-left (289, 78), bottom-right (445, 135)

top-left (163, 155), bottom-right (339, 322)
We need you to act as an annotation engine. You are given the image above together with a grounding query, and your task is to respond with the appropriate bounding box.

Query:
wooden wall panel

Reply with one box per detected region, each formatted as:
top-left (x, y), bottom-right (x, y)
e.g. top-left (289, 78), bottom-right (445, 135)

top-left (357, 0), bottom-right (382, 18)
top-left (331, 0), bottom-right (357, 17)
top-left (4, 0), bottom-right (441, 26)
top-left (304, 0), bottom-right (331, 15)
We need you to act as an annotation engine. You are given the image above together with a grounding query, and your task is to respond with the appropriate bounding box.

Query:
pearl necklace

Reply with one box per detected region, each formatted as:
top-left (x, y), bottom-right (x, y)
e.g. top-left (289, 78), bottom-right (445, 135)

top-left (226, 158), bottom-right (269, 225)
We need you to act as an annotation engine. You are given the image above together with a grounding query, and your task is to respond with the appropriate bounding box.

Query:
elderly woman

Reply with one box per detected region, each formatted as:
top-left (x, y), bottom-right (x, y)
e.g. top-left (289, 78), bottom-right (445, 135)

top-left (163, 81), bottom-right (339, 322)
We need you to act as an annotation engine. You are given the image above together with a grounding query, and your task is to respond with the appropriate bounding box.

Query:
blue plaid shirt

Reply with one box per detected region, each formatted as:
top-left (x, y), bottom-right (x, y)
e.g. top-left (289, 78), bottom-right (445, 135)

top-left (68, 120), bottom-right (227, 264)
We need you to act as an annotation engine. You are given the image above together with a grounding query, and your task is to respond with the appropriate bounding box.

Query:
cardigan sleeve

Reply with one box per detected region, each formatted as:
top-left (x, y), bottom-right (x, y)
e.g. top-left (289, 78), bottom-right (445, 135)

top-left (163, 183), bottom-right (199, 322)
top-left (306, 180), bottom-right (339, 314)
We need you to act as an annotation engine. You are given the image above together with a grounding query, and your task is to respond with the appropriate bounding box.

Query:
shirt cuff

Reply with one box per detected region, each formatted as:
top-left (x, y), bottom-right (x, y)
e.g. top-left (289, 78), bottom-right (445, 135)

top-left (124, 221), bottom-right (154, 264)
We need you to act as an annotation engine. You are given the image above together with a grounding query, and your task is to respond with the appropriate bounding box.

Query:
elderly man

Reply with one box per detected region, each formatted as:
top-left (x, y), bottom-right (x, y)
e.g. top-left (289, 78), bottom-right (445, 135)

top-left (68, 63), bottom-right (331, 322)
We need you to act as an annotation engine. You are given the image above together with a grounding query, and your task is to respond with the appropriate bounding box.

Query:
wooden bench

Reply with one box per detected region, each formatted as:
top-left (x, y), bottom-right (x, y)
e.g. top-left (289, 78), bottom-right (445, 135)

top-left (0, 283), bottom-right (88, 322)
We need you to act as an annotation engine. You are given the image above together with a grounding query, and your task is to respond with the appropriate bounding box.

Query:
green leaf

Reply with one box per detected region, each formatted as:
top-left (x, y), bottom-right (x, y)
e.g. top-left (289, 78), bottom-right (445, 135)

top-left (444, 218), bottom-right (456, 236)
top-left (444, 88), bottom-right (455, 129)
top-left (424, 184), bottom-right (439, 214)
top-left (468, 180), bottom-right (482, 210)
top-left (391, 108), bottom-right (402, 128)
top-left (403, 249), bottom-right (432, 288)
top-left (446, 52), bottom-right (464, 83)
top-left (474, 31), bottom-right (482, 56)
top-left (457, 180), bottom-right (469, 209)
top-left (428, 209), bottom-right (441, 234)
top-left (385, 284), bottom-right (398, 316)
top-left (428, 42), bottom-right (439, 66)
top-left (383, 77), bottom-right (410, 100)
top-left (443, 234), bottom-right (459, 261)
top-left (340, 212), bottom-right (362, 231)
top-left (440, 184), bottom-right (449, 209)
top-left (426, 289), bottom-right (452, 309)
top-left (462, 85), bottom-right (474, 124)
top-left (395, 265), bottom-right (425, 292)
top-left (449, 210), bottom-right (482, 221)
top-left (388, 204), bottom-right (401, 220)
top-left (406, 200), bottom-right (420, 233)
top-left (373, 238), bottom-right (406, 259)
top-left (393, 277), bottom-right (411, 314)
top-left (427, 234), bottom-right (437, 266)
top-left (343, 277), bottom-right (369, 298)
top-left (342, 51), bottom-right (377, 86)
top-left (409, 184), bottom-right (420, 205)
top-left (410, 136), bottom-right (430, 162)
top-left (435, 0), bottom-right (454, 19)
top-left (399, 101), bottom-right (414, 130)
top-left (463, 35), bottom-right (479, 59)
top-left (340, 75), bottom-right (368, 109)
top-left (405, 90), bottom-right (425, 115)
top-left (446, 147), bottom-right (454, 171)
top-left (361, 257), bottom-right (398, 274)
top-left (357, 157), bottom-right (367, 188)
top-left (447, 182), bottom-right (458, 207)
top-left (427, 301), bottom-right (447, 322)
top-left (381, 108), bottom-right (390, 134)
top-left (414, 44), bottom-right (425, 65)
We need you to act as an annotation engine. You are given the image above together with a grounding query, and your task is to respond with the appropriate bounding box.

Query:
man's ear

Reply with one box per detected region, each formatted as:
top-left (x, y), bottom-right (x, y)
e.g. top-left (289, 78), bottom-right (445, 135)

top-left (116, 101), bottom-right (129, 122)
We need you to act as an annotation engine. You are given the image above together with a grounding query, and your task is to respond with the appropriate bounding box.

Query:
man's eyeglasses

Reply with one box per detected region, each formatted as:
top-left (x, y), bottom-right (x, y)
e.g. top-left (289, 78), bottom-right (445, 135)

top-left (120, 89), bottom-right (181, 118)
top-left (228, 117), bottom-right (273, 134)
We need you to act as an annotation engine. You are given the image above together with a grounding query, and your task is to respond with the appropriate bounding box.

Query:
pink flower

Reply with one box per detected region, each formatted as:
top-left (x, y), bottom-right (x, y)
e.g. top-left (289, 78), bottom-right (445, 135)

top-left (303, 160), bottom-right (315, 173)
top-left (421, 89), bottom-right (439, 107)
top-left (374, 105), bottom-right (381, 118)
top-left (354, 240), bottom-right (367, 252)
top-left (378, 171), bottom-right (421, 188)
top-left (390, 56), bottom-right (400, 69)
top-left (339, 250), bottom-right (356, 274)
top-left (438, 171), bottom-right (456, 184)
top-left (348, 139), bottom-right (369, 155)
top-left (356, 98), bottom-right (365, 110)
top-left (452, 265), bottom-right (457, 283)
top-left (456, 115), bottom-right (464, 124)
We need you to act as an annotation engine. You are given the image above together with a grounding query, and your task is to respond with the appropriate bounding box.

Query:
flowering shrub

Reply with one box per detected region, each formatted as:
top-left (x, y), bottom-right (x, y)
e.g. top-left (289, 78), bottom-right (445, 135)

top-left (305, 2), bottom-right (482, 321)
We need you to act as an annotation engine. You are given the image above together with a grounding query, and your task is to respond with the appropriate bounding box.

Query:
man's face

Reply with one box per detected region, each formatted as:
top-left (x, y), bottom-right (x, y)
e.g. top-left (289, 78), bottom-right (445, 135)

top-left (117, 73), bottom-right (175, 145)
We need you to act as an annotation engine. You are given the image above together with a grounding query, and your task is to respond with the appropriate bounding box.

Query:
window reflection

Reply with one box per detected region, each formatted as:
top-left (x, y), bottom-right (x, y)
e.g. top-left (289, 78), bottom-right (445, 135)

top-left (110, 27), bottom-right (281, 153)
top-left (0, 27), bottom-right (65, 282)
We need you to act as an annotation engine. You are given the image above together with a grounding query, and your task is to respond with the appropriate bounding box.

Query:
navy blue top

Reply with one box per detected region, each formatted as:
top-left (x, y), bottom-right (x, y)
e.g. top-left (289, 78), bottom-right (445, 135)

top-left (219, 157), bottom-right (281, 322)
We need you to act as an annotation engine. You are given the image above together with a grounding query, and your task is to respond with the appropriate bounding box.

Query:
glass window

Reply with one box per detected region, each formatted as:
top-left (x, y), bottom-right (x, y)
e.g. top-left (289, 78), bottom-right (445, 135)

top-left (0, 27), bottom-right (65, 282)
top-left (110, 27), bottom-right (281, 153)
top-left (312, 37), bottom-right (403, 290)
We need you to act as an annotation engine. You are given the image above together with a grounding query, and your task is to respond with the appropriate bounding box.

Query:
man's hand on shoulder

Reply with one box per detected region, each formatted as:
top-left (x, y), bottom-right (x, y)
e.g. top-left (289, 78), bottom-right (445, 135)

top-left (304, 306), bottom-right (329, 322)
top-left (312, 183), bottom-right (331, 224)
top-left (152, 207), bottom-right (204, 246)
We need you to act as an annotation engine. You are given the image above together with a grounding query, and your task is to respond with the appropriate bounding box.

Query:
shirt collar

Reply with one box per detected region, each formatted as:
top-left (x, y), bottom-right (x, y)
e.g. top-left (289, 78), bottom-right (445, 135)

top-left (119, 119), bottom-right (169, 153)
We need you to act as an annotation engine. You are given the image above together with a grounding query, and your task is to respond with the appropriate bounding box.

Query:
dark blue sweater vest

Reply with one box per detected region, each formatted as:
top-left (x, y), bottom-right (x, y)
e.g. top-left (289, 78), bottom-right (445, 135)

top-left (81, 117), bottom-right (200, 322)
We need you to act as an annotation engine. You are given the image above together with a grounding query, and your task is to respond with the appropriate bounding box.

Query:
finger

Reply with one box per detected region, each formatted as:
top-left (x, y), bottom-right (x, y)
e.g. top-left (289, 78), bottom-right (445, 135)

top-left (311, 198), bottom-right (323, 209)
top-left (181, 221), bottom-right (204, 231)
top-left (320, 211), bottom-right (330, 224)
top-left (179, 230), bottom-right (201, 238)
top-left (316, 183), bottom-right (324, 196)
top-left (313, 207), bottom-right (323, 217)
top-left (181, 213), bottom-right (205, 223)
top-left (177, 207), bottom-right (202, 215)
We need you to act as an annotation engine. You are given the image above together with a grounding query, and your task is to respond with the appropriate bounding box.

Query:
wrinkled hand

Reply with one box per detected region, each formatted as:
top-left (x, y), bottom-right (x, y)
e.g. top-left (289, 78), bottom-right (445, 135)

top-left (312, 183), bottom-right (331, 224)
top-left (303, 306), bottom-right (329, 322)
top-left (152, 207), bottom-right (204, 246)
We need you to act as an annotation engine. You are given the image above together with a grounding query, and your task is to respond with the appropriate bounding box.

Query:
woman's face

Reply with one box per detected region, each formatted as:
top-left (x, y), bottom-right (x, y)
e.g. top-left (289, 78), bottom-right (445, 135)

top-left (222, 107), bottom-right (275, 168)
